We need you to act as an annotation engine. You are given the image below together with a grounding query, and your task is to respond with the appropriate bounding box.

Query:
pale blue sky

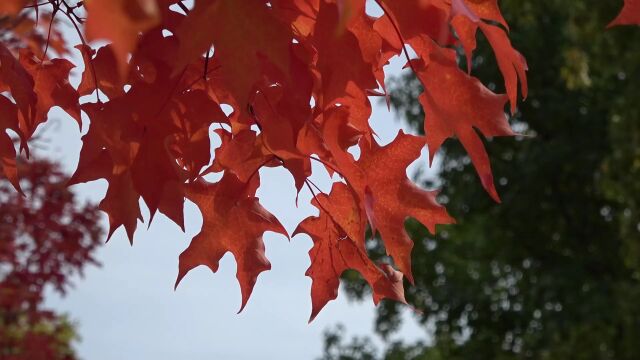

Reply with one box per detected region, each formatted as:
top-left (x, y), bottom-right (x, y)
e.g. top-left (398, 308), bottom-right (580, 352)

top-left (37, 4), bottom-right (441, 358)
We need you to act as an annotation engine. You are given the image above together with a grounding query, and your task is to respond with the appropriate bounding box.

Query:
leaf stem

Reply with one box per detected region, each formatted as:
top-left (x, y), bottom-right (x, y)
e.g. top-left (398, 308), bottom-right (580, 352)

top-left (373, 0), bottom-right (426, 88)
top-left (58, 2), bottom-right (101, 102)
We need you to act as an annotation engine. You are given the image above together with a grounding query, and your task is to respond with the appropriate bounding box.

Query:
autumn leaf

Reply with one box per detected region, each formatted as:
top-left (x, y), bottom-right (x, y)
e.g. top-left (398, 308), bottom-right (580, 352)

top-left (312, 1), bottom-right (377, 109)
top-left (461, 0), bottom-right (508, 30)
top-left (18, 49), bottom-right (81, 136)
top-left (450, 2), bottom-right (528, 112)
top-left (0, 44), bottom-right (36, 129)
top-left (175, 172), bottom-right (287, 311)
top-left (609, 0), bottom-right (640, 27)
top-left (322, 109), bottom-right (454, 283)
top-left (295, 182), bottom-right (406, 321)
top-left (0, 95), bottom-right (22, 192)
top-left (70, 100), bottom-right (142, 240)
top-left (374, 0), bottom-right (453, 52)
top-left (0, 0), bottom-right (25, 15)
top-left (75, 44), bottom-right (124, 99)
top-left (85, 0), bottom-right (161, 77)
top-left (175, 0), bottom-right (292, 112)
top-left (414, 40), bottom-right (512, 202)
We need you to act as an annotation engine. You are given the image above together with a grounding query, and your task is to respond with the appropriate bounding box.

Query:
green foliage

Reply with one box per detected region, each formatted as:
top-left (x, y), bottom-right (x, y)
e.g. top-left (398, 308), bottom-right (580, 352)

top-left (323, 1), bottom-right (640, 359)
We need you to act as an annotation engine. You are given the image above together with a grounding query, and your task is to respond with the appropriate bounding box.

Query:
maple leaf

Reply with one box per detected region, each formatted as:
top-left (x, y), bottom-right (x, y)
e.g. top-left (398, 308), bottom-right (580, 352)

top-left (168, 90), bottom-right (227, 181)
top-left (374, 0), bottom-right (453, 51)
top-left (210, 129), bottom-right (273, 182)
top-left (248, 75), bottom-right (313, 193)
top-left (461, 0), bottom-right (508, 30)
top-left (175, 172), bottom-right (287, 311)
top-left (0, 96), bottom-right (22, 192)
top-left (414, 40), bottom-right (512, 202)
top-left (450, 2), bottom-right (528, 112)
top-left (85, 0), bottom-right (161, 77)
top-left (175, 0), bottom-right (292, 112)
top-left (0, 0), bottom-right (25, 15)
top-left (75, 45), bottom-right (124, 99)
top-left (353, 135), bottom-right (454, 283)
top-left (271, 0), bottom-right (319, 37)
top-left (322, 109), bottom-right (454, 283)
top-left (295, 182), bottom-right (406, 321)
top-left (18, 49), bottom-right (81, 136)
top-left (0, 44), bottom-right (36, 129)
top-left (609, 0), bottom-right (640, 27)
top-left (70, 100), bottom-right (142, 240)
top-left (312, 1), bottom-right (377, 109)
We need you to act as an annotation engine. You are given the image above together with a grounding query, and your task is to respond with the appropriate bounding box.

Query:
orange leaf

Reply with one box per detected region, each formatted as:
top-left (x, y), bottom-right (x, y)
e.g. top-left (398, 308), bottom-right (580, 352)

top-left (415, 40), bottom-right (512, 202)
top-left (609, 0), bottom-right (640, 27)
top-left (85, 0), bottom-right (161, 78)
top-left (295, 182), bottom-right (406, 321)
top-left (176, 172), bottom-right (287, 312)
top-left (19, 49), bottom-right (81, 136)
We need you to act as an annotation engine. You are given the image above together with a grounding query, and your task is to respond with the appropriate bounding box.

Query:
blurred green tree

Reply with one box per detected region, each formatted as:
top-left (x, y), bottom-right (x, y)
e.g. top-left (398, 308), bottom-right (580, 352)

top-left (322, 1), bottom-right (640, 359)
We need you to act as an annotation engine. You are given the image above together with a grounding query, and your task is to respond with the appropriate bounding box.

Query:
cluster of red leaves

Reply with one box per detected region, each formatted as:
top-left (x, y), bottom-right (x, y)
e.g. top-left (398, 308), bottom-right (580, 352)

top-left (0, 160), bottom-right (103, 359)
top-left (0, 0), bottom-right (637, 320)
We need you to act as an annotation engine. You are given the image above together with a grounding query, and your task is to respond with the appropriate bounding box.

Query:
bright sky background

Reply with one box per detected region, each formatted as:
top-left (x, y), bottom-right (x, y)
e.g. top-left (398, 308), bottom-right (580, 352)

top-left (38, 2), bottom-right (441, 359)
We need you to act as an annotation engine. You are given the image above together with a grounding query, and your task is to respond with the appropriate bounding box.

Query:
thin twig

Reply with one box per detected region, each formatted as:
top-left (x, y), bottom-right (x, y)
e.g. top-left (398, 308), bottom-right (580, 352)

top-left (178, 64), bottom-right (220, 94)
top-left (58, 4), bottom-right (101, 102)
top-left (204, 49), bottom-right (210, 80)
top-left (40, 6), bottom-right (57, 60)
top-left (308, 155), bottom-right (344, 178)
top-left (373, 0), bottom-right (426, 88)
top-left (177, 1), bottom-right (189, 14)
top-left (23, 1), bottom-right (50, 9)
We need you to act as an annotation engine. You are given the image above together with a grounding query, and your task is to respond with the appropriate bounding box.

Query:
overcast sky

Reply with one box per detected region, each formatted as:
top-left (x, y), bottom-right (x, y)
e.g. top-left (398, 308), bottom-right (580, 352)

top-left (38, 4), bottom-right (440, 358)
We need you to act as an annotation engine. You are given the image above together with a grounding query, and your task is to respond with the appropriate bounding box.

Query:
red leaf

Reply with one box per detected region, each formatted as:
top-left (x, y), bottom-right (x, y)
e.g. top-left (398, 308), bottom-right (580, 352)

top-left (323, 109), bottom-right (454, 283)
top-left (85, 0), bottom-right (161, 78)
top-left (450, 3), bottom-right (528, 112)
top-left (176, 172), bottom-right (287, 312)
top-left (210, 129), bottom-right (274, 182)
top-left (76, 44), bottom-right (125, 99)
top-left (295, 182), bottom-right (406, 321)
top-left (415, 40), bottom-right (512, 202)
top-left (0, 0), bottom-right (25, 15)
top-left (609, 0), bottom-right (640, 27)
top-left (462, 0), bottom-right (508, 30)
top-left (0, 96), bottom-right (22, 193)
top-left (0, 44), bottom-right (36, 129)
top-left (19, 49), bottom-right (81, 136)
top-left (312, 1), bottom-right (377, 108)
top-left (72, 101), bottom-right (142, 241)
top-left (175, 0), bottom-right (292, 113)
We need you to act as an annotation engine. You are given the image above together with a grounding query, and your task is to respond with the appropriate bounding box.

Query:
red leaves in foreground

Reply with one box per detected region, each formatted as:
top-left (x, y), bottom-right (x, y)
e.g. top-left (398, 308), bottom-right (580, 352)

top-left (609, 0), bottom-right (640, 27)
top-left (0, 0), bottom-right (636, 319)
top-left (415, 42), bottom-right (513, 202)
top-left (295, 182), bottom-right (406, 322)
top-left (176, 172), bottom-right (287, 312)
